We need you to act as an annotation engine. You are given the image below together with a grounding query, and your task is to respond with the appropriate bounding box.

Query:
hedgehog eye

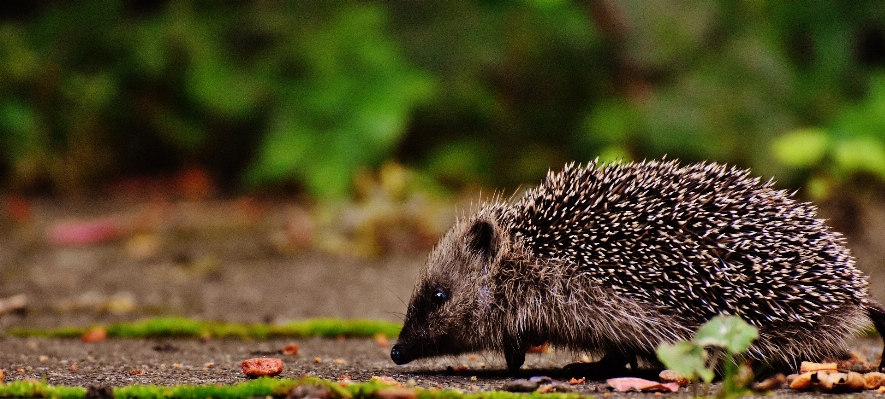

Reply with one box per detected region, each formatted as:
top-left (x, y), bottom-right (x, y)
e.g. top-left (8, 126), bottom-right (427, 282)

top-left (430, 289), bottom-right (448, 307)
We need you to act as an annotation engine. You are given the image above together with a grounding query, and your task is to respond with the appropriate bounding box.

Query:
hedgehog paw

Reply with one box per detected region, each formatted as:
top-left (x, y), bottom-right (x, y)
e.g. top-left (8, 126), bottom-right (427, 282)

top-left (503, 338), bottom-right (527, 373)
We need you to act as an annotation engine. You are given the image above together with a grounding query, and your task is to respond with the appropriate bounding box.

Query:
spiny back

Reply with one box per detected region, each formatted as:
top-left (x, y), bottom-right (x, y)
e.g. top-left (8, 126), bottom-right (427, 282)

top-left (502, 159), bottom-right (867, 326)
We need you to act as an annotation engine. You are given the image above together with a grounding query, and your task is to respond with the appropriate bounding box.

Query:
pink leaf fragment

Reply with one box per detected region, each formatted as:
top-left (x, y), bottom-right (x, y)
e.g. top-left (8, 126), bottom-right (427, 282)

top-left (49, 219), bottom-right (121, 246)
top-left (606, 377), bottom-right (681, 392)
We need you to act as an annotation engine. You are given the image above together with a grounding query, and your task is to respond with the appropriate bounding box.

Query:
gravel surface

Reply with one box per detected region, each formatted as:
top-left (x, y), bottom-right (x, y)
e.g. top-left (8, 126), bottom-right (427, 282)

top-left (2, 335), bottom-right (885, 398)
top-left (2, 199), bottom-right (885, 397)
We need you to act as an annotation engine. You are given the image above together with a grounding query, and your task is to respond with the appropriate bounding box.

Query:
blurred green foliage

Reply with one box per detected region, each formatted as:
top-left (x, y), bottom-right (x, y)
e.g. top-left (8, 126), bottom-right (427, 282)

top-left (1, 0), bottom-right (884, 198)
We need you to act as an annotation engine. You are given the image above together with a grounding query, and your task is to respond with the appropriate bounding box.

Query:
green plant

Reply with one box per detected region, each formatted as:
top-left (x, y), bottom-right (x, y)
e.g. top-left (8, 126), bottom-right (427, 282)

top-left (770, 74), bottom-right (885, 199)
top-left (656, 315), bottom-right (759, 399)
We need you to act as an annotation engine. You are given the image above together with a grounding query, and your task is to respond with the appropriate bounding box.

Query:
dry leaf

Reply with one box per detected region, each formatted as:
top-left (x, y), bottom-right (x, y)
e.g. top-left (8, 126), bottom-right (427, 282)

top-left (282, 343), bottom-right (299, 356)
top-left (752, 373), bottom-right (785, 391)
top-left (49, 219), bottom-right (121, 246)
top-left (799, 361), bottom-right (837, 373)
top-left (528, 343), bottom-right (550, 353)
top-left (789, 370), bottom-right (865, 392)
top-left (240, 357), bottom-right (283, 377)
top-left (819, 371), bottom-right (865, 392)
top-left (606, 377), bottom-right (680, 392)
top-left (81, 327), bottom-right (107, 343)
top-left (659, 370), bottom-right (689, 386)
top-left (865, 372), bottom-right (885, 389)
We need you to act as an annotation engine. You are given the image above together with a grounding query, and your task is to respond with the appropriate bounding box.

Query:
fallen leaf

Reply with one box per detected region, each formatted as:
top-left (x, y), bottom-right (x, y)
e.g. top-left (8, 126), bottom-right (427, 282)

top-left (659, 369), bottom-right (689, 386)
top-left (49, 219), bottom-right (121, 246)
top-left (819, 371), bottom-right (865, 392)
top-left (606, 377), bottom-right (680, 392)
top-left (799, 361), bottom-right (837, 373)
top-left (175, 167), bottom-right (215, 200)
top-left (240, 357), bottom-right (283, 377)
top-left (752, 373), bottom-right (785, 391)
top-left (865, 372), bottom-right (885, 389)
top-left (4, 196), bottom-right (31, 223)
top-left (81, 327), bottom-right (107, 343)
top-left (282, 343), bottom-right (299, 356)
top-left (789, 370), bottom-right (865, 392)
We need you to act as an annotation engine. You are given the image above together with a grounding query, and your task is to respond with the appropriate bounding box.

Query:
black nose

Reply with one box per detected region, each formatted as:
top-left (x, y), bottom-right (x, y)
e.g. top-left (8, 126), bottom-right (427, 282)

top-left (391, 344), bottom-right (407, 365)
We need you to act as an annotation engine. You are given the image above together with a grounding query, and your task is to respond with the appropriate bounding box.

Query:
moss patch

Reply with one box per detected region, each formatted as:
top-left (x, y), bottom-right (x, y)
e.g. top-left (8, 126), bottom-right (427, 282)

top-left (7, 317), bottom-right (402, 339)
top-left (0, 377), bottom-right (587, 399)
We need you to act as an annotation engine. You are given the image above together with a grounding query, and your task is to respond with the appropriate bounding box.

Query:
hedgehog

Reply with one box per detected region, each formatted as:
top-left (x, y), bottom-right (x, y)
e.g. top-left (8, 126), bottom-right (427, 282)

top-left (389, 158), bottom-right (885, 375)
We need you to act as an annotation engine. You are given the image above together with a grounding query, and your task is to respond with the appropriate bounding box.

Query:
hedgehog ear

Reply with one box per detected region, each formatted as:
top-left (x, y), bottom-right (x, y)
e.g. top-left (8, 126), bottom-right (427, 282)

top-left (465, 219), bottom-right (501, 260)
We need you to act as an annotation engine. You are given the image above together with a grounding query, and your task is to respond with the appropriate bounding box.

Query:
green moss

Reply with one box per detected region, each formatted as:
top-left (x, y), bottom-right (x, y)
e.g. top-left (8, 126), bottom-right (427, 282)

top-left (0, 377), bottom-right (589, 399)
top-left (112, 377), bottom-right (312, 399)
top-left (7, 317), bottom-right (402, 339)
top-left (0, 379), bottom-right (86, 399)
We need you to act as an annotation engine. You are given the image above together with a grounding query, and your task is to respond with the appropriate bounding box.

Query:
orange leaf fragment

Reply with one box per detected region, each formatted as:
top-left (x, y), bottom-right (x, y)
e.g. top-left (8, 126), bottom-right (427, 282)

top-left (374, 333), bottom-right (389, 348)
top-left (282, 343), bottom-right (299, 356)
top-left (799, 362), bottom-right (837, 373)
top-left (527, 343), bottom-right (550, 353)
top-left (606, 377), bottom-right (680, 393)
top-left (240, 357), bottom-right (283, 378)
top-left (81, 327), bottom-right (107, 343)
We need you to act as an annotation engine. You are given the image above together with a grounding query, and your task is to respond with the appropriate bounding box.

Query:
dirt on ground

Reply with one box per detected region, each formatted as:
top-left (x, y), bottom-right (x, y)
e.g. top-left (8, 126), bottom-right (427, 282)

top-left (1, 196), bottom-right (885, 397)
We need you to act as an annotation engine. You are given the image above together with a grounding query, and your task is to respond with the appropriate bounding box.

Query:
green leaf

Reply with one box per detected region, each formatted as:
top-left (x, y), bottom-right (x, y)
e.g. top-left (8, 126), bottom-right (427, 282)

top-left (770, 128), bottom-right (830, 168)
top-left (656, 341), bottom-right (714, 383)
top-left (833, 136), bottom-right (885, 178)
top-left (694, 315), bottom-right (759, 354)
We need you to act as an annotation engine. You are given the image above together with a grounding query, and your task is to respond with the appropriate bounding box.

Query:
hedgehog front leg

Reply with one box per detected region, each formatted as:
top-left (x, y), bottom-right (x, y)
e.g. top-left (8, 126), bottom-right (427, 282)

top-left (866, 300), bottom-right (885, 371)
top-left (503, 337), bottom-right (528, 372)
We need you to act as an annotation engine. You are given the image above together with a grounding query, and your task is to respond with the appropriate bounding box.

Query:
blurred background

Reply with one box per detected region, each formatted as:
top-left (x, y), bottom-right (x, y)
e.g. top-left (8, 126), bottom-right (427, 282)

top-left (2, 0), bottom-right (885, 325)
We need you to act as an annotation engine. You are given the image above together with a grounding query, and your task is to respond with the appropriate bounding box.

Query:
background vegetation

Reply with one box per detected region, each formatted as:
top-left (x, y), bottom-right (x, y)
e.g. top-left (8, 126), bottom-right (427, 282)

top-left (2, 0), bottom-right (885, 200)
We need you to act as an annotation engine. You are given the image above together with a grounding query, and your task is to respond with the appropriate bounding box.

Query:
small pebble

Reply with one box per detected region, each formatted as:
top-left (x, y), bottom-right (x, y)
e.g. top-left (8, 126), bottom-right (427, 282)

top-left (502, 379), bottom-right (540, 392)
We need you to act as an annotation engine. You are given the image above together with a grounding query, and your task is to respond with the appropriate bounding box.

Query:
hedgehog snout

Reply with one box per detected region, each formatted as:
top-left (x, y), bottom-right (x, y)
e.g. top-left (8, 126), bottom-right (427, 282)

top-left (390, 344), bottom-right (410, 365)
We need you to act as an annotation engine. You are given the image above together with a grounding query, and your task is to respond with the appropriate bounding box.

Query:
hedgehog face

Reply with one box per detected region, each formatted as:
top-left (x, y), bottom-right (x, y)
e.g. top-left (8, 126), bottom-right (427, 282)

top-left (391, 216), bottom-right (504, 365)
